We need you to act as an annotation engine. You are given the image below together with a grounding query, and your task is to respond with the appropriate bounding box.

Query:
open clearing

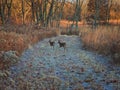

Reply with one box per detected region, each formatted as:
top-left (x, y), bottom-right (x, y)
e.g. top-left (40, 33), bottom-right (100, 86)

top-left (10, 35), bottom-right (120, 90)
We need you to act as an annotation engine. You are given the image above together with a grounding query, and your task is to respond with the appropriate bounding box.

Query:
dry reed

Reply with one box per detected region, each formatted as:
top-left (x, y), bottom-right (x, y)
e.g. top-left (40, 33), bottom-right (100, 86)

top-left (80, 26), bottom-right (120, 63)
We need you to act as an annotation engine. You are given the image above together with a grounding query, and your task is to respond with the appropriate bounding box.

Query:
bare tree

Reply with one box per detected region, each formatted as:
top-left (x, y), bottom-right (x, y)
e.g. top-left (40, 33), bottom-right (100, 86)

top-left (21, 0), bottom-right (25, 24)
top-left (105, 0), bottom-right (113, 24)
top-left (0, 0), bottom-right (6, 24)
top-left (56, 0), bottom-right (65, 28)
top-left (6, 0), bottom-right (12, 21)
top-left (87, 0), bottom-right (112, 28)
top-left (30, 0), bottom-right (35, 23)
top-left (71, 0), bottom-right (84, 31)
top-left (46, 0), bottom-right (55, 27)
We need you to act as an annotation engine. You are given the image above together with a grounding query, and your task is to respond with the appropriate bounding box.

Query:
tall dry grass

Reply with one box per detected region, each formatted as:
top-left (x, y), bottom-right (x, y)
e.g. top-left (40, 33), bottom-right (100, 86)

top-left (80, 26), bottom-right (120, 63)
top-left (0, 31), bottom-right (28, 54)
top-left (0, 24), bottom-right (58, 70)
top-left (0, 24), bottom-right (57, 54)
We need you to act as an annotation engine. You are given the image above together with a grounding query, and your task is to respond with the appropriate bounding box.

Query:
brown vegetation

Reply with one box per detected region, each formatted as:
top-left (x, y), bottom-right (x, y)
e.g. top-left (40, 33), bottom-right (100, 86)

top-left (0, 24), bottom-right (58, 70)
top-left (0, 24), bottom-right (57, 54)
top-left (0, 31), bottom-right (28, 54)
top-left (80, 26), bottom-right (120, 63)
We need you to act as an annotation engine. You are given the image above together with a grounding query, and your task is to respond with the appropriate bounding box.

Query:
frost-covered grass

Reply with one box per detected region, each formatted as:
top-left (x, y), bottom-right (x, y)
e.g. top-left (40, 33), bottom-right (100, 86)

top-left (0, 50), bottom-right (19, 70)
top-left (0, 35), bottom-right (119, 90)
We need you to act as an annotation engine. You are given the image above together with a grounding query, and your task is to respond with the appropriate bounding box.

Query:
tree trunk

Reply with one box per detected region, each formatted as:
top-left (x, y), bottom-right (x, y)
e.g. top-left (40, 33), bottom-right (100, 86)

top-left (31, 0), bottom-right (35, 23)
top-left (6, 0), bottom-right (12, 22)
top-left (22, 0), bottom-right (25, 24)
top-left (0, 0), bottom-right (6, 24)
top-left (46, 0), bottom-right (54, 27)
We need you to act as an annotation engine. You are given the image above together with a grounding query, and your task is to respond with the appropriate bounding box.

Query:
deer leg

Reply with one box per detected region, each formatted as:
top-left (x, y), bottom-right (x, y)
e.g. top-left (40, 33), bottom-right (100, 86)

top-left (53, 46), bottom-right (54, 50)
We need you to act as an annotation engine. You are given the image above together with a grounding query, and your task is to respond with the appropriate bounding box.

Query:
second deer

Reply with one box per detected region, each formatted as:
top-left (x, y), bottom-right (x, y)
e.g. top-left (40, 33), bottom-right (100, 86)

top-left (58, 40), bottom-right (66, 51)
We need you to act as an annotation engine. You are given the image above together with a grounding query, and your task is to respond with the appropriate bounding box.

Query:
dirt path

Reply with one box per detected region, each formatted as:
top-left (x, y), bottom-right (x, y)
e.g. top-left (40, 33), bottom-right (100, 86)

top-left (10, 35), bottom-right (120, 90)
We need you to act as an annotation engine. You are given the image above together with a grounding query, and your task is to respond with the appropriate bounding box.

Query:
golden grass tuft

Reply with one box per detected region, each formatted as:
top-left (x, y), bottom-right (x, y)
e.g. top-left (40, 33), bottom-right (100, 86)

top-left (0, 25), bottom-right (57, 55)
top-left (0, 24), bottom-right (58, 70)
top-left (0, 31), bottom-right (29, 54)
top-left (80, 26), bottom-right (120, 63)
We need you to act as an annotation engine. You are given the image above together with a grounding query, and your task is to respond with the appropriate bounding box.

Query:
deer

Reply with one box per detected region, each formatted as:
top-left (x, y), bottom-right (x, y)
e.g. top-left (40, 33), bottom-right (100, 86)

top-left (49, 39), bottom-right (55, 49)
top-left (58, 40), bottom-right (66, 52)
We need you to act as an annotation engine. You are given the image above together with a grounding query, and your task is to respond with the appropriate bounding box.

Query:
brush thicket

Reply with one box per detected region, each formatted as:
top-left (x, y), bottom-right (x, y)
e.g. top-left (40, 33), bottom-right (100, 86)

top-left (80, 26), bottom-right (120, 63)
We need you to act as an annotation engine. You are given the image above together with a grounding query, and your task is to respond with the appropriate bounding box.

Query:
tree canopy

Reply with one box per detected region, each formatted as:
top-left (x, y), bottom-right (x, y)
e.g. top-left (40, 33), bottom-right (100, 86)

top-left (0, 0), bottom-right (120, 26)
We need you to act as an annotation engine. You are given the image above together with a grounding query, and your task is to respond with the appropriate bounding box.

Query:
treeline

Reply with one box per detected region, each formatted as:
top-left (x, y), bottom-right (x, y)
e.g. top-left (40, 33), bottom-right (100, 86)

top-left (0, 0), bottom-right (120, 26)
top-left (87, 0), bottom-right (120, 26)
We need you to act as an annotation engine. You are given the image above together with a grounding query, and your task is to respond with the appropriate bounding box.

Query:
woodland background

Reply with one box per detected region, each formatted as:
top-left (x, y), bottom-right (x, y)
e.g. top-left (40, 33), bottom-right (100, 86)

top-left (0, 0), bottom-right (120, 67)
top-left (0, 0), bottom-right (120, 26)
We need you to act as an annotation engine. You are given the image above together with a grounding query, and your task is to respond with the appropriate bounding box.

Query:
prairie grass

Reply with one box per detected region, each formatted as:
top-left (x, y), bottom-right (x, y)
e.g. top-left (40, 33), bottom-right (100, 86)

top-left (0, 24), bottom-right (57, 70)
top-left (0, 31), bottom-right (29, 54)
top-left (0, 24), bottom-right (57, 55)
top-left (80, 25), bottom-right (120, 63)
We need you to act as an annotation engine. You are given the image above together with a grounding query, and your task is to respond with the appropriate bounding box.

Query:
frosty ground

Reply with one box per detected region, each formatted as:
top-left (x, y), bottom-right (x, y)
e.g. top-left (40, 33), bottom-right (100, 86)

top-left (10, 35), bottom-right (120, 90)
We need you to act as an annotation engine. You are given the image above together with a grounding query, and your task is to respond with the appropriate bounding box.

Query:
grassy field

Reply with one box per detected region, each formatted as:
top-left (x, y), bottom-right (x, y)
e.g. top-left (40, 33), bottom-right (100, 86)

top-left (0, 22), bottom-right (120, 90)
top-left (0, 24), bottom-right (58, 70)
top-left (0, 24), bottom-right (58, 55)
top-left (59, 20), bottom-right (120, 63)
top-left (0, 21), bottom-right (120, 70)
top-left (79, 25), bottom-right (120, 63)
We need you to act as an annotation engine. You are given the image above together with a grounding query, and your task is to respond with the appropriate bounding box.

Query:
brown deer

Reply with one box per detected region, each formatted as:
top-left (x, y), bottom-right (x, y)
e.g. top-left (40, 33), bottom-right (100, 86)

top-left (58, 40), bottom-right (66, 51)
top-left (49, 39), bottom-right (55, 49)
